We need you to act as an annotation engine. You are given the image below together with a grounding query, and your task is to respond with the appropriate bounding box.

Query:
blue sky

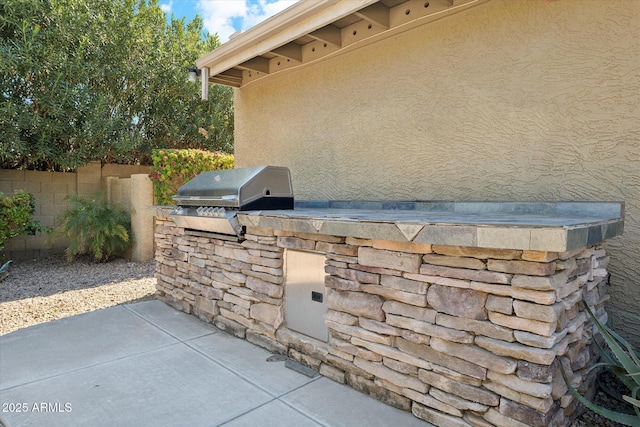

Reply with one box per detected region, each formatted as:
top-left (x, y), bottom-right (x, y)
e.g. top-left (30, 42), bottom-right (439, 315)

top-left (159, 0), bottom-right (299, 43)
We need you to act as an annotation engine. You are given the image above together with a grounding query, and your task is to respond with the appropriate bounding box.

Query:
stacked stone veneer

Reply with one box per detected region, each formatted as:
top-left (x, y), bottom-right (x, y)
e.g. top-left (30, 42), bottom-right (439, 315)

top-left (155, 216), bottom-right (611, 427)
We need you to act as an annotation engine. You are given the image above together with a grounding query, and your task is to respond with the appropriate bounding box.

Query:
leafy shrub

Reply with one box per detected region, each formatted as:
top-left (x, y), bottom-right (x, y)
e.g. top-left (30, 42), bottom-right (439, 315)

top-left (150, 149), bottom-right (234, 205)
top-left (0, 0), bottom-right (233, 171)
top-left (52, 194), bottom-right (131, 262)
top-left (0, 190), bottom-right (50, 254)
top-left (562, 302), bottom-right (640, 426)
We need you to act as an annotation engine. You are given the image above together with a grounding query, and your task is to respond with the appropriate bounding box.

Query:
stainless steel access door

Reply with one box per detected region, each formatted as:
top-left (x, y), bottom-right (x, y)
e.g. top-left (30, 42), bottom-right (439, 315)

top-left (285, 250), bottom-right (328, 342)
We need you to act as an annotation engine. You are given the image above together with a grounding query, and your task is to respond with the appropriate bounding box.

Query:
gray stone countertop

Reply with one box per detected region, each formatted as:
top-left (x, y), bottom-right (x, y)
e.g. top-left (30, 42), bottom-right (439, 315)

top-left (237, 201), bottom-right (624, 252)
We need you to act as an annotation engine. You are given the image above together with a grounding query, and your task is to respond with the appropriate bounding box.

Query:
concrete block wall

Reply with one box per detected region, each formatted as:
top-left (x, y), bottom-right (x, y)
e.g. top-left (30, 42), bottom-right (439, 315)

top-left (105, 174), bottom-right (155, 261)
top-left (1, 163), bottom-right (153, 261)
top-left (155, 217), bottom-right (610, 426)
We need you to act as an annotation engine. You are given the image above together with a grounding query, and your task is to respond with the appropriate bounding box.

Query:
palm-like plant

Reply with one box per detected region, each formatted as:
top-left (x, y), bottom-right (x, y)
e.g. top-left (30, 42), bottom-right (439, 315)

top-left (53, 194), bottom-right (131, 262)
top-left (0, 260), bottom-right (12, 282)
top-left (563, 303), bottom-right (640, 426)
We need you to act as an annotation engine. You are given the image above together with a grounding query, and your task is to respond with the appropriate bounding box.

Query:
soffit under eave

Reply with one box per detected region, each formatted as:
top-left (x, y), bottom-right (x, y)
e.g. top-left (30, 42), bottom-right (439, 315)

top-left (200, 0), bottom-right (489, 88)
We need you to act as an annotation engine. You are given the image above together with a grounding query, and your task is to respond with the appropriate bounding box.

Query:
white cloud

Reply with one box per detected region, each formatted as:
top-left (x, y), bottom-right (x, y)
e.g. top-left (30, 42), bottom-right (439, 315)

top-left (241, 0), bottom-right (297, 29)
top-left (197, 0), bottom-right (299, 43)
top-left (159, 0), bottom-right (173, 13)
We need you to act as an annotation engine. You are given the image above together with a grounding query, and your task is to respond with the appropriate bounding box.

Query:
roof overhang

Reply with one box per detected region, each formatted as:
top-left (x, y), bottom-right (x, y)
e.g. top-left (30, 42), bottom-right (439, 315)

top-left (195, 0), bottom-right (489, 95)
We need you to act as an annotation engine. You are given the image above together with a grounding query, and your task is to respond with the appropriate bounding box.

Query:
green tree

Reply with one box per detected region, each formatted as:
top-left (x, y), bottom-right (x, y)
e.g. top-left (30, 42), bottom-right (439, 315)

top-left (0, 0), bottom-right (233, 171)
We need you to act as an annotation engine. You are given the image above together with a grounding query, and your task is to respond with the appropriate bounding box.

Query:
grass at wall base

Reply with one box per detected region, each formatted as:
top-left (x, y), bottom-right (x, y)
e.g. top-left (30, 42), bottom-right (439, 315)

top-left (563, 302), bottom-right (640, 426)
top-left (51, 194), bottom-right (131, 263)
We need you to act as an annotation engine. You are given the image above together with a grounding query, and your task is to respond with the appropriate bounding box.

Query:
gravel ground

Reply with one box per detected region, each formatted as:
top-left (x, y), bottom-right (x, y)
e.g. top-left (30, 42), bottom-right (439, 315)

top-left (0, 256), bottom-right (635, 426)
top-left (569, 370), bottom-right (636, 427)
top-left (0, 256), bottom-right (156, 335)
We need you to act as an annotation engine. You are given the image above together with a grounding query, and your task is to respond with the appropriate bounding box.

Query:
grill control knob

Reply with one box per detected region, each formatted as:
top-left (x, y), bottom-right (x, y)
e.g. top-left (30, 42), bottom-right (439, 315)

top-left (194, 206), bottom-right (227, 217)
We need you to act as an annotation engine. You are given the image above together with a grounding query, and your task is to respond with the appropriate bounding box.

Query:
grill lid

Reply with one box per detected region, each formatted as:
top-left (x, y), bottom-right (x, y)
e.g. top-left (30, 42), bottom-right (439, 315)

top-left (173, 166), bottom-right (293, 209)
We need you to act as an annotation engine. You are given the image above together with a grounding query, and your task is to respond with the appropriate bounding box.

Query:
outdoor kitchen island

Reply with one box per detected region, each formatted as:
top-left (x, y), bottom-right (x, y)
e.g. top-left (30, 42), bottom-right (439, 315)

top-left (154, 201), bottom-right (624, 427)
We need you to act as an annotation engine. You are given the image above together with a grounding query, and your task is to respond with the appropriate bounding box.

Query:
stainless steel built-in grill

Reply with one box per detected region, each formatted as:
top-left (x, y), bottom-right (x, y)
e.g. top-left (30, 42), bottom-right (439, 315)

top-left (171, 166), bottom-right (293, 239)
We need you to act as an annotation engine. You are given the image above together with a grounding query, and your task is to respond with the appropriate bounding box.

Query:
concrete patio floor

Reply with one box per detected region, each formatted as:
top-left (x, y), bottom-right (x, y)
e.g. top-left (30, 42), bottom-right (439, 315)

top-left (0, 300), bottom-right (428, 426)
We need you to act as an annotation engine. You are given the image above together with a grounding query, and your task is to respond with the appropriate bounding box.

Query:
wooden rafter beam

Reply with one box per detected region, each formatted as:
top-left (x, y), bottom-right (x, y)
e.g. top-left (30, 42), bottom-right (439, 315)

top-left (271, 43), bottom-right (303, 62)
top-left (211, 76), bottom-right (242, 87)
top-left (237, 57), bottom-right (270, 74)
top-left (213, 74), bottom-right (243, 85)
top-left (354, 3), bottom-right (390, 29)
top-left (308, 24), bottom-right (342, 48)
top-left (218, 68), bottom-right (243, 78)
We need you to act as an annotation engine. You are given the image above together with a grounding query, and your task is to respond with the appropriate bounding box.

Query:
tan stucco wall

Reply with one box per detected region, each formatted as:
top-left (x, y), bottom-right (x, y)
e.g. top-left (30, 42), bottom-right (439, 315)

top-left (233, 0), bottom-right (640, 342)
top-left (104, 174), bottom-right (155, 261)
